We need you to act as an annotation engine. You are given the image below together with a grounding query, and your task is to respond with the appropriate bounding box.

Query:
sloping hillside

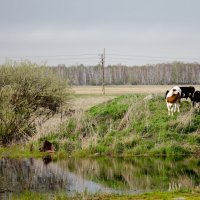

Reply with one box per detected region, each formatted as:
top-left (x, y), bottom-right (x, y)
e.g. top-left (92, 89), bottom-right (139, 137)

top-left (39, 94), bottom-right (200, 156)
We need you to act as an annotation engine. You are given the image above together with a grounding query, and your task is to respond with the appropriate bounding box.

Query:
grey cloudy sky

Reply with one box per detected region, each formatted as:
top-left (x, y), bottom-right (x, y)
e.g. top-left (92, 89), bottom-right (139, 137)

top-left (0, 0), bottom-right (200, 66)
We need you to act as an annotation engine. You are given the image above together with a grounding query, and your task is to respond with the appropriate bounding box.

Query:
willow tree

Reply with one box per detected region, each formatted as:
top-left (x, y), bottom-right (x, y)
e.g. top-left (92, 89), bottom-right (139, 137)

top-left (0, 61), bottom-right (72, 145)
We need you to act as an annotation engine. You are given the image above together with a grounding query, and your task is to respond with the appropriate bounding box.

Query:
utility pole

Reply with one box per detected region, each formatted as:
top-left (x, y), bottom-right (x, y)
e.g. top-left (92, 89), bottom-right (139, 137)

top-left (100, 48), bottom-right (105, 95)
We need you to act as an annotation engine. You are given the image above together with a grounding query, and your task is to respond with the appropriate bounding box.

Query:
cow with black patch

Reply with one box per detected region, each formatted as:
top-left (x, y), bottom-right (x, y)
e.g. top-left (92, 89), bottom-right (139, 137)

top-left (190, 90), bottom-right (200, 112)
top-left (179, 86), bottom-right (195, 100)
top-left (165, 86), bottom-right (195, 100)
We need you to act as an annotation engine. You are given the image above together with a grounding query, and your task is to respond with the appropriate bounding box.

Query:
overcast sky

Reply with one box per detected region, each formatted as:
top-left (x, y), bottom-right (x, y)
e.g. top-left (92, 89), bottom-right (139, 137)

top-left (0, 0), bottom-right (200, 66)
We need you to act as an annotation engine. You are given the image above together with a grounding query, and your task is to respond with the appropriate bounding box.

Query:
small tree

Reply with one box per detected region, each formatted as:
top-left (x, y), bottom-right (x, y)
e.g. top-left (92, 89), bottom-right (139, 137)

top-left (0, 61), bottom-right (72, 145)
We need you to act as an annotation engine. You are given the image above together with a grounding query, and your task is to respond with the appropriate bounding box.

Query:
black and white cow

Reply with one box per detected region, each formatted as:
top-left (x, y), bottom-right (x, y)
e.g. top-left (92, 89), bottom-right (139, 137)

top-left (190, 91), bottom-right (200, 112)
top-left (165, 86), bottom-right (195, 100)
top-left (179, 86), bottom-right (195, 100)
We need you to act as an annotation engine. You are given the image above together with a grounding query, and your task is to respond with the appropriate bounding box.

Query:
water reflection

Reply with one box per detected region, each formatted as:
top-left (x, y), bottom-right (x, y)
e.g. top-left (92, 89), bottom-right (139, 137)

top-left (60, 157), bottom-right (200, 192)
top-left (42, 155), bottom-right (52, 165)
top-left (0, 156), bottom-right (199, 197)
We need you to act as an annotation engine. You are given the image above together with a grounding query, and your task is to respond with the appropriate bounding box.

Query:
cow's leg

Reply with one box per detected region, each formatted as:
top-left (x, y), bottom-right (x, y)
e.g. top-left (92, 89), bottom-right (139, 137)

top-left (194, 102), bottom-right (197, 110)
top-left (173, 104), bottom-right (177, 115)
top-left (167, 103), bottom-right (171, 116)
top-left (171, 104), bottom-right (174, 116)
top-left (196, 102), bottom-right (200, 112)
top-left (170, 103), bottom-right (176, 115)
top-left (177, 103), bottom-right (180, 113)
top-left (170, 104), bottom-right (174, 116)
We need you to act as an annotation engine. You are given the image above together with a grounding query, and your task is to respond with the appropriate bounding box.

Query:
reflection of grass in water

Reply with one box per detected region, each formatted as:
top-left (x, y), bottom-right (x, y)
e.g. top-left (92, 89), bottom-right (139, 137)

top-left (90, 173), bottom-right (129, 190)
top-left (0, 157), bottom-right (199, 196)
top-left (65, 157), bottom-right (200, 191)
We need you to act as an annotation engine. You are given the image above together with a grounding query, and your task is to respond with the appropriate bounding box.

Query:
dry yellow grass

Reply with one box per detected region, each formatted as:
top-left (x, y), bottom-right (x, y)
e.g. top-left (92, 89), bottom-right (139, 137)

top-left (73, 85), bottom-right (200, 95)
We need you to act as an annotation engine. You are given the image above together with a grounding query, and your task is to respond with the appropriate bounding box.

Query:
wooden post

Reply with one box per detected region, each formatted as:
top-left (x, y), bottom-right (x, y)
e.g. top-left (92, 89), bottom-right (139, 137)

top-left (101, 48), bottom-right (105, 95)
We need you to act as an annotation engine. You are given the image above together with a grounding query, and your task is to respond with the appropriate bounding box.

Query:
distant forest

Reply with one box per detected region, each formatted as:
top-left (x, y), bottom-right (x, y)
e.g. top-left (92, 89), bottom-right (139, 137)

top-left (50, 62), bottom-right (200, 85)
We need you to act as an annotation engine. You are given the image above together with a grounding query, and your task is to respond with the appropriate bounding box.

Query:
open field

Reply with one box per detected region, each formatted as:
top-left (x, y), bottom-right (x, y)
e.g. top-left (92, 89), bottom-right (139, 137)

top-left (73, 85), bottom-right (200, 95)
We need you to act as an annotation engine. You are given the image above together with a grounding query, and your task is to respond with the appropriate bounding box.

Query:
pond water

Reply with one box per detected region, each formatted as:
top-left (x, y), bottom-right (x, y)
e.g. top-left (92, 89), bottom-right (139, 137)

top-left (0, 156), bottom-right (199, 199)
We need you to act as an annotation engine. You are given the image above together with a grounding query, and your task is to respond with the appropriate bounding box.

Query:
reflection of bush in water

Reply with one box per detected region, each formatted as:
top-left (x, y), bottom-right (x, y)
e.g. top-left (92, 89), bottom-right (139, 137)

top-left (0, 158), bottom-right (69, 192)
top-left (63, 157), bottom-right (200, 190)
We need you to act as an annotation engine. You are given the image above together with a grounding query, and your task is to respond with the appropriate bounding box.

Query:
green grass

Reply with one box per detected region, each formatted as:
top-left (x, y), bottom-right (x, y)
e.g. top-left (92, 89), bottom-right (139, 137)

top-left (10, 190), bottom-right (200, 200)
top-left (1, 94), bottom-right (199, 158)
top-left (55, 94), bottom-right (200, 157)
top-left (0, 144), bottom-right (68, 160)
top-left (0, 145), bottom-right (41, 158)
top-left (33, 95), bottom-right (200, 156)
top-left (88, 95), bottom-right (131, 120)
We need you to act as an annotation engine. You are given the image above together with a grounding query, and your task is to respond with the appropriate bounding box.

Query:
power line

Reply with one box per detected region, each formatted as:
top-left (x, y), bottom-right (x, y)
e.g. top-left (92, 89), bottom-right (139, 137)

top-left (1, 53), bottom-right (200, 61)
top-left (107, 54), bottom-right (200, 61)
top-left (0, 53), bottom-right (97, 59)
top-left (0, 54), bottom-right (99, 64)
top-left (106, 57), bottom-right (199, 62)
top-left (0, 51), bottom-right (200, 66)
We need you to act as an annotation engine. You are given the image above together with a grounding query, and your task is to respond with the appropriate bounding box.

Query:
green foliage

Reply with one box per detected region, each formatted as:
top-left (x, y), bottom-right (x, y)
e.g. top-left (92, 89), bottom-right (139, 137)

top-left (51, 140), bottom-right (60, 151)
top-left (63, 141), bottom-right (75, 154)
top-left (39, 132), bottom-right (59, 142)
top-left (0, 61), bottom-right (71, 145)
top-left (114, 141), bottom-right (125, 154)
top-left (65, 119), bottom-right (76, 135)
top-left (188, 134), bottom-right (200, 145)
top-left (88, 96), bottom-right (130, 120)
top-left (11, 190), bottom-right (200, 200)
top-left (95, 144), bottom-right (107, 154)
top-left (124, 138), bottom-right (138, 149)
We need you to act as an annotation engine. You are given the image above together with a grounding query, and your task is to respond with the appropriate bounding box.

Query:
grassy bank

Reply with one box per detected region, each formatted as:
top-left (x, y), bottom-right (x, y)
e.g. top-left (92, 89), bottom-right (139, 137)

top-left (36, 94), bottom-right (200, 157)
top-left (0, 94), bottom-right (199, 158)
top-left (11, 190), bottom-right (200, 200)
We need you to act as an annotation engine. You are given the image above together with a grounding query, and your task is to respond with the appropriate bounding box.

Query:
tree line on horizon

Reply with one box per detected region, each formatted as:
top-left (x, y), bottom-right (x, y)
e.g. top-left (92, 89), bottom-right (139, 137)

top-left (50, 62), bottom-right (200, 85)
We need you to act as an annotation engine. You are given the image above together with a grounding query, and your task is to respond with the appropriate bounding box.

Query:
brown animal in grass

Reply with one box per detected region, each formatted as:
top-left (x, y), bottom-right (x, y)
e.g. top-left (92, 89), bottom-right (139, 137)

top-left (39, 140), bottom-right (55, 153)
